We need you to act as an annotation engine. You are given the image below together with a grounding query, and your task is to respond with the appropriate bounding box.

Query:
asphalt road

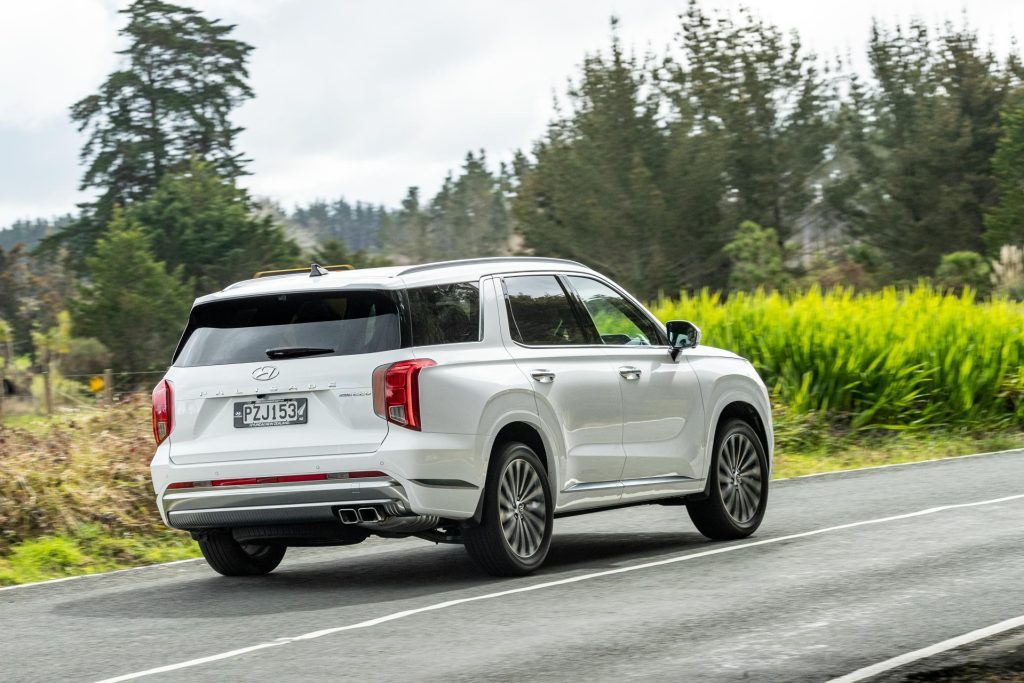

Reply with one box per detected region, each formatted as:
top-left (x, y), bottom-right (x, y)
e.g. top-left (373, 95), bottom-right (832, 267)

top-left (2, 450), bottom-right (1024, 683)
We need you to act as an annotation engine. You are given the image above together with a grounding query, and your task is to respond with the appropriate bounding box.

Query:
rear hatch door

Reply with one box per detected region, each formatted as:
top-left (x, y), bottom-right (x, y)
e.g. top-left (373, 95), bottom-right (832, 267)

top-left (166, 288), bottom-right (409, 465)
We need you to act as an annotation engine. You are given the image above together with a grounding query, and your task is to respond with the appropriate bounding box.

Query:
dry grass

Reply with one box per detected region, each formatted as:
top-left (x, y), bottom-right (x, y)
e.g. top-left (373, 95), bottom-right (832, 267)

top-left (0, 397), bottom-right (164, 552)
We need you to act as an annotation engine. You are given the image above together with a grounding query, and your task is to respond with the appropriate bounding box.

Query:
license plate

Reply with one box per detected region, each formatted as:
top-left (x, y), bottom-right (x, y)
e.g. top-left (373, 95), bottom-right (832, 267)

top-left (233, 398), bottom-right (308, 428)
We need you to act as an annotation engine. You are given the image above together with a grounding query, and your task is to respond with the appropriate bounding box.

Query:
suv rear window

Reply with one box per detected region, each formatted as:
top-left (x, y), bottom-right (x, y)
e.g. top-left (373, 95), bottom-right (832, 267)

top-left (407, 282), bottom-right (480, 346)
top-left (173, 290), bottom-right (401, 367)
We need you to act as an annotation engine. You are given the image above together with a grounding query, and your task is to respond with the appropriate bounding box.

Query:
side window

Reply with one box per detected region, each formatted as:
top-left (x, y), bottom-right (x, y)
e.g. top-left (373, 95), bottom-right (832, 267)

top-left (504, 275), bottom-right (590, 345)
top-left (407, 282), bottom-right (481, 346)
top-left (567, 276), bottom-right (662, 346)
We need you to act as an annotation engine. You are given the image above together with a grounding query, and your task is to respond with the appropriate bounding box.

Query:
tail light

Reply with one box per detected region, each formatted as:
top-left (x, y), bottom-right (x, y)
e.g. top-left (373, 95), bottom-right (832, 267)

top-left (152, 379), bottom-right (173, 445)
top-left (372, 359), bottom-right (436, 430)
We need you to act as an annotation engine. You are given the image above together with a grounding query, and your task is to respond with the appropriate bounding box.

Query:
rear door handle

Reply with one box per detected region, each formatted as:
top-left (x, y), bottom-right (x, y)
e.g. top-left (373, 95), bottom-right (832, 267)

top-left (618, 366), bottom-right (642, 381)
top-left (530, 369), bottom-right (556, 384)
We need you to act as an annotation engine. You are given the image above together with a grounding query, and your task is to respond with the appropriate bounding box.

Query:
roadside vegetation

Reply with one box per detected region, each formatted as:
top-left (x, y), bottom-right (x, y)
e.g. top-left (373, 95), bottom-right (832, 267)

top-left (4, 285), bottom-right (1024, 585)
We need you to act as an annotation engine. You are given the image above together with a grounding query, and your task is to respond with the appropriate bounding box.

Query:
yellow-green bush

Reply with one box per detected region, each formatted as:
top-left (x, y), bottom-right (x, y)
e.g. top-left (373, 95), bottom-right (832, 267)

top-left (651, 287), bottom-right (1024, 428)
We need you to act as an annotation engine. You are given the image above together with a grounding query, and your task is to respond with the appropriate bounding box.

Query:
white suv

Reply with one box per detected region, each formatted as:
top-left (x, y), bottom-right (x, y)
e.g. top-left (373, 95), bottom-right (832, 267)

top-left (150, 257), bottom-right (772, 577)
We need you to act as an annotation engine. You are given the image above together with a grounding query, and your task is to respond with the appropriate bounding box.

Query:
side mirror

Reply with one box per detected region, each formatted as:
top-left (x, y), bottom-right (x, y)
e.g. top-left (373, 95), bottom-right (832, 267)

top-left (666, 320), bottom-right (701, 359)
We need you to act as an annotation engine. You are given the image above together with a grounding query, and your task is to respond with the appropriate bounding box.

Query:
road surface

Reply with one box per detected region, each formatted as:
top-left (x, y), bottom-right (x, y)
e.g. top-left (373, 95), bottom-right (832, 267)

top-left (2, 449), bottom-right (1023, 682)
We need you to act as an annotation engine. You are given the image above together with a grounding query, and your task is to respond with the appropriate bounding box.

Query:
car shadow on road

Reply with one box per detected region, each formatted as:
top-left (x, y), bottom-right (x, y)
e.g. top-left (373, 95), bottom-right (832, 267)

top-left (54, 531), bottom-right (709, 620)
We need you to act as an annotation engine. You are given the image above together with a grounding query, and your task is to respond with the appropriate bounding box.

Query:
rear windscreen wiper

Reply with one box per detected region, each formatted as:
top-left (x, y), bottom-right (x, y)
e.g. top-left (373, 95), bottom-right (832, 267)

top-left (265, 346), bottom-right (335, 359)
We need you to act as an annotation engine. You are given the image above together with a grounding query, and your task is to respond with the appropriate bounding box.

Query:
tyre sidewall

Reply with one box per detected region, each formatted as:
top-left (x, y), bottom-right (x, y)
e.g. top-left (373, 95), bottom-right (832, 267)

top-left (484, 442), bottom-right (553, 573)
top-left (708, 419), bottom-right (769, 534)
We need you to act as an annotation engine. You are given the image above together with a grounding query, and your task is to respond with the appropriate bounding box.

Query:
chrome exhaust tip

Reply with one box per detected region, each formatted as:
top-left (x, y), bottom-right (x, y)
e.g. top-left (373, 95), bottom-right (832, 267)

top-left (358, 507), bottom-right (383, 523)
top-left (338, 508), bottom-right (359, 524)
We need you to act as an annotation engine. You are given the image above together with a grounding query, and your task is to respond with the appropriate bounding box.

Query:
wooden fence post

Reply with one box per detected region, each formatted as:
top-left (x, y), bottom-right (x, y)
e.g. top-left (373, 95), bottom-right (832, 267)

top-left (42, 350), bottom-right (53, 416)
top-left (103, 368), bottom-right (113, 407)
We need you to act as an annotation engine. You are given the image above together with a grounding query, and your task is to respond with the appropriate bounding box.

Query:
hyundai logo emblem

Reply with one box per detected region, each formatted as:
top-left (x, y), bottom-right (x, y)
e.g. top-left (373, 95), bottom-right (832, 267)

top-left (251, 366), bottom-right (280, 381)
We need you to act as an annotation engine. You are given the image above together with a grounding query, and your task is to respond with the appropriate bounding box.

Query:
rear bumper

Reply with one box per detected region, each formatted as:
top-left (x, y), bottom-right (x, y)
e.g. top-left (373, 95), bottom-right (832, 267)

top-left (161, 479), bottom-right (411, 530)
top-left (151, 430), bottom-right (484, 529)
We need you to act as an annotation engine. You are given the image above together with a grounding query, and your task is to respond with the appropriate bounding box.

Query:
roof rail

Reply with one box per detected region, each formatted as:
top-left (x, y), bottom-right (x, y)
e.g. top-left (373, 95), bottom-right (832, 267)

top-left (253, 263), bottom-right (354, 278)
top-left (397, 256), bottom-right (586, 277)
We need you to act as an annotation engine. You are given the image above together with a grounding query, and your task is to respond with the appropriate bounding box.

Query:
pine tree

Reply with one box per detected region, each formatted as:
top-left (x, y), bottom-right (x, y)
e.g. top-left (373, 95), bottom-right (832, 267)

top-left (836, 20), bottom-right (1012, 278)
top-left (514, 22), bottom-right (675, 298)
top-left (71, 211), bottom-right (192, 374)
top-left (130, 158), bottom-right (300, 294)
top-left (50, 0), bottom-right (255, 264)
top-left (985, 104), bottom-right (1024, 252)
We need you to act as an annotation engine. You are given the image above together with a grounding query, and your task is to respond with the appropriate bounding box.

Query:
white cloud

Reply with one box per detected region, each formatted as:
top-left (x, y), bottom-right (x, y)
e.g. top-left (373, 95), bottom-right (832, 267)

top-left (0, 0), bottom-right (118, 128)
top-left (3, 0), bottom-right (1024, 226)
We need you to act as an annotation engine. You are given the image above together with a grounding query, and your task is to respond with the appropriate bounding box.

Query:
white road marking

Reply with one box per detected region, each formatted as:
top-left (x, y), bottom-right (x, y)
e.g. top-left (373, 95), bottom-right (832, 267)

top-left (775, 446), bottom-right (1024, 482)
top-left (92, 492), bottom-right (1024, 683)
top-left (827, 614), bottom-right (1024, 682)
top-left (2, 447), bottom-right (1019, 594)
top-left (0, 559), bottom-right (202, 593)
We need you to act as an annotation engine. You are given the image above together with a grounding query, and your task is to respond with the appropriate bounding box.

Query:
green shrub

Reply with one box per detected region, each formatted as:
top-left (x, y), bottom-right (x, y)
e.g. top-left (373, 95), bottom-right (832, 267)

top-left (652, 286), bottom-right (1024, 428)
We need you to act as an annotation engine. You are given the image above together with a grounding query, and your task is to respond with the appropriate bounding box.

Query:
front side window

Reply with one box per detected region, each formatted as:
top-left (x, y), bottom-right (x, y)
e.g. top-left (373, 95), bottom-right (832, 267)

top-left (174, 290), bottom-right (401, 367)
top-left (567, 276), bottom-right (662, 346)
top-left (504, 275), bottom-right (590, 345)
top-left (407, 282), bottom-right (481, 346)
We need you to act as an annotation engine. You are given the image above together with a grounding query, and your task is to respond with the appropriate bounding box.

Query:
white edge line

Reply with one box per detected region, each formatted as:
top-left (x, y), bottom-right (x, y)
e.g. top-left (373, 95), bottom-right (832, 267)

top-left (827, 614), bottom-right (1024, 682)
top-left (3, 445), bottom-right (1022, 594)
top-left (773, 446), bottom-right (1024, 482)
top-left (92, 492), bottom-right (1024, 683)
top-left (0, 558), bottom-right (203, 593)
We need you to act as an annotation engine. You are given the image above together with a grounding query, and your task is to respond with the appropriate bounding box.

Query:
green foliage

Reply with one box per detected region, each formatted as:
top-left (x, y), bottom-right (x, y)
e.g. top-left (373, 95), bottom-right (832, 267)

top-left (652, 287), bottom-right (1024, 429)
top-left (514, 25), bottom-right (684, 299)
top-left (292, 199), bottom-right (388, 251)
top-left (834, 20), bottom-right (1014, 277)
top-left (0, 527), bottom-right (197, 586)
top-left (63, 338), bottom-right (112, 377)
top-left (985, 103), bottom-right (1024, 253)
top-left (71, 211), bottom-right (191, 374)
top-left (51, 0), bottom-right (255, 264)
top-left (131, 158), bottom-right (299, 294)
top-left (934, 251), bottom-right (992, 296)
top-left (0, 216), bottom-right (72, 251)
top-left (723, 221), bottom-right (792, 291)
top-left (666, 2), bottom-right (833, 237)
top-left (383, 152), bottom-right (511, 262)
top-left (514, 7), bottom-right (830, 299)
top-left (308, 239), bottom-right (391, 270)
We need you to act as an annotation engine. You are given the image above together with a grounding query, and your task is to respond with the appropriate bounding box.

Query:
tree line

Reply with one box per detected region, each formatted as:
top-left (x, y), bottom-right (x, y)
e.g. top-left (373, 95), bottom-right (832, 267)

top-left (4, 0), bottom-right (1024, 387)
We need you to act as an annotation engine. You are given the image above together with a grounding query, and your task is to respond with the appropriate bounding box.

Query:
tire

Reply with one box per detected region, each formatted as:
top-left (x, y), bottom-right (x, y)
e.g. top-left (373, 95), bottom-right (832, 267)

top-left (197, 531), bottom-right (287, 577)
top-left (687, 418), bottom-right (769, 540)
top-left (463, 441), bottom-right (553, 576)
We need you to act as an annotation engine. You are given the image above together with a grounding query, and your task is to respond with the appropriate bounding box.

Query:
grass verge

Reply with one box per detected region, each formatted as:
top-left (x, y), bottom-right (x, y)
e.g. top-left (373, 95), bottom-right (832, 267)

top-left (1, 403), bottom-right (1022, 585)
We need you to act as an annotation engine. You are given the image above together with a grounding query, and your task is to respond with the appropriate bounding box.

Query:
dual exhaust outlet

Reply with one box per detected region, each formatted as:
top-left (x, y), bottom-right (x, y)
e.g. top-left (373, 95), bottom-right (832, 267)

top-left (338, 506), bottom-right (384, 524)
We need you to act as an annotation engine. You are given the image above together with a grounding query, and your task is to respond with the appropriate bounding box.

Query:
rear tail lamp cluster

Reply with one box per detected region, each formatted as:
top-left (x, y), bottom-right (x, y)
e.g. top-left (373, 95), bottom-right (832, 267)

top-left (372, 359), bottom-right (436, 430)
top-left (152, 379), bottom-right (173, 445)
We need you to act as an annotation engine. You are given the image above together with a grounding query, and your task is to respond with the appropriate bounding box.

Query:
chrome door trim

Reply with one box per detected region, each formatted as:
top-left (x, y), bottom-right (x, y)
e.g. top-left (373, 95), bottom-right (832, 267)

top-left (562, 474), bottom-right (694, 493)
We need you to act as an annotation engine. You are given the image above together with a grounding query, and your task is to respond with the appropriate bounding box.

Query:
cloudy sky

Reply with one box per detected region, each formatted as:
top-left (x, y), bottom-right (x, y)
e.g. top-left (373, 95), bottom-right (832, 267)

top-left (1, 0), bottom-right (1023, 229)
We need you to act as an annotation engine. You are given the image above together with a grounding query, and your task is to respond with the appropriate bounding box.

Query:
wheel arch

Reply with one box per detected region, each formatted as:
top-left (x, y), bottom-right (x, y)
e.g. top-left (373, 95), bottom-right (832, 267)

top-left (468, 416), bottom-right (559, 526)
top-left (702, 384), bottom-right (774, 479)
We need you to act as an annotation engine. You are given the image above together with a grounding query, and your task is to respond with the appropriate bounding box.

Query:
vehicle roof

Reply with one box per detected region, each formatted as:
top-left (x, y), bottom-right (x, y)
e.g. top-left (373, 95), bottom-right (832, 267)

top-left (193, 257), bottom-right (597, 305)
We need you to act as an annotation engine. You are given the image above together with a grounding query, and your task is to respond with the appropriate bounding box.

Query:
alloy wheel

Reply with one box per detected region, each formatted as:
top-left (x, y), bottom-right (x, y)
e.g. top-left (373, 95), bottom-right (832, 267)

top-left (717, 432), bottom-right (763, 524)
top-left (498, 457), bottom-right (547, 557)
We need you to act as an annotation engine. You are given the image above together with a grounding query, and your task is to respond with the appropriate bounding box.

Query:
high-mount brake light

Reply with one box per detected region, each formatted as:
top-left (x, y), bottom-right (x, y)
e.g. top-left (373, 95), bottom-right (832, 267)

top-left (152, 379), bottom-right (173, 445)
top-left (372, 359), bottom-right (436, 430)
